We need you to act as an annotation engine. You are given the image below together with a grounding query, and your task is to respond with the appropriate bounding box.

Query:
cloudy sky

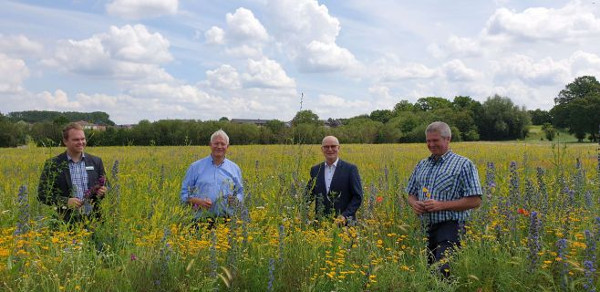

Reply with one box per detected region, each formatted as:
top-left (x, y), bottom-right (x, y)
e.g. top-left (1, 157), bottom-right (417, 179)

top-left (1, 0), bottom-right (599, 124)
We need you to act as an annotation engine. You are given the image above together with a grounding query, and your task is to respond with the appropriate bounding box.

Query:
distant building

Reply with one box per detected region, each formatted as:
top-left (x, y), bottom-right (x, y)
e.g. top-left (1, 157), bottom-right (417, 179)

top-left (231, 118), bottom-right (293, 127)
top-left (75, 120), bottom-right (107, 131)
top-left (230, 119), bottom-right (270, 126)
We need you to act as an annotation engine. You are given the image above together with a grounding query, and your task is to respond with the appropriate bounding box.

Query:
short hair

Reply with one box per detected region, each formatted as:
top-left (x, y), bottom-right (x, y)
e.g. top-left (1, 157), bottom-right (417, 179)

top-left (321, 136), bottom-right (339, 146)
top-left (62, 122), bottom-right (84, 140)
top-left (426, 121), bottom-right (451, 138)
top-left (210, 129), bottom-right (230, 144)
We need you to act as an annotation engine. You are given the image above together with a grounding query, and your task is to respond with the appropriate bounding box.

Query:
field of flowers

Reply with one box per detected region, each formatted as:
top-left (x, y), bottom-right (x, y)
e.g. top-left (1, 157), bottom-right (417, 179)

top-left (0, 142), bottom-right (599, 291)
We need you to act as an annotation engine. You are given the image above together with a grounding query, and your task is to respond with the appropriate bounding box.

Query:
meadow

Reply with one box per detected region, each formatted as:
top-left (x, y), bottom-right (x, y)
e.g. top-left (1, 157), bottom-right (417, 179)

top-left (0, 142), bottom-right (598, 291)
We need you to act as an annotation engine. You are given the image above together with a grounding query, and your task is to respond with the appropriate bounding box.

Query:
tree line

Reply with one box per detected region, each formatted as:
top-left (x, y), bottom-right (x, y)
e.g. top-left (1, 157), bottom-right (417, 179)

top-left (0, 76), bottom-right (598, 147)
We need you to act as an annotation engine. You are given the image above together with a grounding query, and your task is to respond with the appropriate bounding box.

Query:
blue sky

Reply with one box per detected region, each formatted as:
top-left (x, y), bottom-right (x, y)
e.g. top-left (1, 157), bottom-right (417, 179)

top-left (1, 0), bottom-right (599, 124)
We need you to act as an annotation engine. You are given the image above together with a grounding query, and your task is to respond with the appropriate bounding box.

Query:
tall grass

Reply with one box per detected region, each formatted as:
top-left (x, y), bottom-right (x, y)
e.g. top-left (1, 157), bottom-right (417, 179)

top-left (0, 142), bottom-right (598, 291)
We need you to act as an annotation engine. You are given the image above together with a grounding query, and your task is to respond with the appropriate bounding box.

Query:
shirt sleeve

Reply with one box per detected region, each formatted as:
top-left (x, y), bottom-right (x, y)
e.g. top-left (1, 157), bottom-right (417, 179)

top-left (405, 161), bottom-right (422, 196)
top-left (460, 160), bottom-right (483, 197)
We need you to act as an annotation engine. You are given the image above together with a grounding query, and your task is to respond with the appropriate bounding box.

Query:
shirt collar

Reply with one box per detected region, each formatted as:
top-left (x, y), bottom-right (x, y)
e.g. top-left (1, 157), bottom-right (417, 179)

top-left (210, 154), bottom-right (226, 166)
top-left (428, 149), bottom-right (452, 162)
top-left (325, 158), bottom-right (339, 167)
top-left (67, 152), bottom-right (86, 162)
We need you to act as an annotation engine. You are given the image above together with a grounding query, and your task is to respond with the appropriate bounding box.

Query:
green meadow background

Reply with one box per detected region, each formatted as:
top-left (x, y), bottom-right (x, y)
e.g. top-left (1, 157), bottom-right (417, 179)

top-left (0, 142), bottom-right (598, 291)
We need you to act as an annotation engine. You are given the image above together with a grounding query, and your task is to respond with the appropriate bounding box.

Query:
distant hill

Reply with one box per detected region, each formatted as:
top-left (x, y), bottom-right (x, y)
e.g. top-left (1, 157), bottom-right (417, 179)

top-left (8, 110), bottom-right (115, 126)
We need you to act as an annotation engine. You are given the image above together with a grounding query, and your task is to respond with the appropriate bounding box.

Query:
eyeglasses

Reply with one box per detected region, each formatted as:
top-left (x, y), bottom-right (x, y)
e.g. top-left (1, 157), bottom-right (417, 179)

top-left (322, 145), bottom-right (339, 149)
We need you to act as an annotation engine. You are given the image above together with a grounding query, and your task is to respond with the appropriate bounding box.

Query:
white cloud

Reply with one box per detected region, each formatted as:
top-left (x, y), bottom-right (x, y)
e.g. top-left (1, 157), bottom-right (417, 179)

top-left (492, 54), bottom-right (570, 86)
top-left (314, 94), bottom-right (371, 118)
top-left (205, 64), bottom-right (241, 90)
top-left (204, 8), bottom-right (268, 58)
top-left (484, 3), bottom-right (600, 42)
top-left (242, 57), bottom-right (296, 89)
top-left (378, 61), bottom-right (438, 82)
top-left (45, 24), bottom-right (173, 82)
top-left (265, 0), bottom-right (358, 72)
top-left (37, 90), bottom-right (81, 110)
top-left (298, 40), bottom-right (357, 72)
top-left (0, 34), bottom-right (43, 58)
top-left (570, 50), bottom-right (600, 77)
top-left (226, 8), bottom-right (269, 43)
top-left (0, 53), bottom-right (29, 93)
top-left (106, 0), bottom-right (178, 19)
top-left (441, 59), bottom-right (482, 82)
top-left (205, 26), bottom-right (225, 45)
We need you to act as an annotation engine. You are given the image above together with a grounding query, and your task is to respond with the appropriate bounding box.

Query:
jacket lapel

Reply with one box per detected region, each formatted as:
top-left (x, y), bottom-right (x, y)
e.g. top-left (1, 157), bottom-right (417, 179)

top-left (59, 152), bottom-right (73, 189)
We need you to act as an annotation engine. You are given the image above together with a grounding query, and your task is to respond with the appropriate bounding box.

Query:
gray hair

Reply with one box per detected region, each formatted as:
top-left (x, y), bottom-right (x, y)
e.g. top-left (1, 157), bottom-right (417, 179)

top-left (426, 121), bottom-right (451, 138)
top-left (321, 136), bottom-right (340, 146)
top-left (210, 129), bottom-right (230, 144)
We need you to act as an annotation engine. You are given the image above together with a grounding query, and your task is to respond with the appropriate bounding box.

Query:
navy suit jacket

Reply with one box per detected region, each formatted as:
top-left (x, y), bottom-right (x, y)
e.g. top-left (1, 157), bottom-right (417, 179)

top-left (38, 151), bottom-right (106, 221)
top-left (308, 159), bottom-right (363, 219)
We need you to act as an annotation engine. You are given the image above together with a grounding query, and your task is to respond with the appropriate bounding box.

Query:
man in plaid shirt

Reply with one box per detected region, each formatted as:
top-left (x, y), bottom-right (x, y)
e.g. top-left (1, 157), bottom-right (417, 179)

top-left (406, 121), bottom-right (482, 278)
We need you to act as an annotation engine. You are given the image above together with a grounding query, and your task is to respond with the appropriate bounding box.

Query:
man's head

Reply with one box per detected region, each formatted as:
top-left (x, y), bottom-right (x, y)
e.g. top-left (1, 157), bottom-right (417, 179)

top-left (63, 123), bottom-right (86, 156)
top-left (210, 129), bottom-right (229, 160)
top-left (321, 136), bottom-right (340, 165)
top-left (425, 121), bottom-right (451, 157)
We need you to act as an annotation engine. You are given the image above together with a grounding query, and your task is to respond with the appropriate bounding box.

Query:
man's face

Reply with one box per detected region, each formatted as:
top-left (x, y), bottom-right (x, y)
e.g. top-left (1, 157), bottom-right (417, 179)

top-left (64, 129), bottom-right (86, 155)
top-left (321, 138), bottom-right (339, 163)
top-left (210, 136), bottom-right (228, 159)
top-left (426, 131), bottom-right (450, 156)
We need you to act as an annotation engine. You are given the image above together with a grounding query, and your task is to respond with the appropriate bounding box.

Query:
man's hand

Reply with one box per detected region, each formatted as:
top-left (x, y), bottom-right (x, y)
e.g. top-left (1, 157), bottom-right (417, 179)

top-left (408, 195), bottom-right (426, 215)
top-left (189, 197), bottom-right (212, 209)
top-left (422, 199), bottom-right (445, 212)
top-left (335, 215), bottom-right (347, 227)
top-left (96, 186), bottom-right (108, 198)
top-left (67, 198), bottom-right (83, 209)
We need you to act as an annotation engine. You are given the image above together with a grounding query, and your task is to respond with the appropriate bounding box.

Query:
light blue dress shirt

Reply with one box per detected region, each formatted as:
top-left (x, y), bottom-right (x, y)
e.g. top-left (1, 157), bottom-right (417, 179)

top-left (180, 155), bottom-right (244, 218)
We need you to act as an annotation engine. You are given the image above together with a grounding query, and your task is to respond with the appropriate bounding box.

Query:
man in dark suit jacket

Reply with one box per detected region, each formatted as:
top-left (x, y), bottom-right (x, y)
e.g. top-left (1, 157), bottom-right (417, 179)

top-left (38, 122), bottom-right (107, 223)
top-left (307, 136), bottom-right (363, 225)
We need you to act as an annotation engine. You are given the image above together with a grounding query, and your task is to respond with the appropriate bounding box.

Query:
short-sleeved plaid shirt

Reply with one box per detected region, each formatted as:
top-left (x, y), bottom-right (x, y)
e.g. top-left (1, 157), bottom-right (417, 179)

top-left (405, 150), bottom-right (482, 225)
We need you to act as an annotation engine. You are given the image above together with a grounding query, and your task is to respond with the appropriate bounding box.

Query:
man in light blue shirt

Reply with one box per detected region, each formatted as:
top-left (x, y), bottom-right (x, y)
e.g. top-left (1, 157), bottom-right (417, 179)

top-left (180, 130), bottom-right (244, 223)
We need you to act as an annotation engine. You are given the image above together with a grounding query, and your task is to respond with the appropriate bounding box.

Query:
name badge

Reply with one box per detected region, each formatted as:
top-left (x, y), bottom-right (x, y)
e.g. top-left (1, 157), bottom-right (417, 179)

top-left (86, 166), bottom-right (95, 171)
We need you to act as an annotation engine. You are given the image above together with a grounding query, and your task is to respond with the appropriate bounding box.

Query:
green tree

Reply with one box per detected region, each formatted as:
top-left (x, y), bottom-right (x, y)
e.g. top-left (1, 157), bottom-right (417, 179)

top-left (550, 76), bottom-right (600, 142)
top-left (415, 97), bottom-right (453, 112)
top-left (528, 109), bottom-right (552, 125)
top-left (541, 123), bottom-right (556, 141)
top-left (478, 95), bottom-right (531, 141)
top-left (291, 110), bottom-right (320, 127)
top-left (369, 109), bottom-right (393, 123)
top-left (392, 100), bottom-right (415, 114)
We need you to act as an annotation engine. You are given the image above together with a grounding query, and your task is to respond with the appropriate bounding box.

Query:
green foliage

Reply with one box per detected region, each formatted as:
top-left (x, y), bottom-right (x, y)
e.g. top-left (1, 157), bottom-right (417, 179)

top-left (291, 110), bottom-right (320, 127)
top-left (8, 110), bottom-right (115, 125)
top-left (551, 76), bottom-right (600, 142)
top-left (541, 123), bottom-right (556, 141)
top-left (478, 95), bottom-right (531, 140)
top-left (528, 109), bottom-right (552, 125)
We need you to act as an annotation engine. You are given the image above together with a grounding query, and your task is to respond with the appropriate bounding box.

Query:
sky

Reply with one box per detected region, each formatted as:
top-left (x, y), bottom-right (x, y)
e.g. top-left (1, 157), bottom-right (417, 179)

top-left (1, 0), bottom-right (600, 124)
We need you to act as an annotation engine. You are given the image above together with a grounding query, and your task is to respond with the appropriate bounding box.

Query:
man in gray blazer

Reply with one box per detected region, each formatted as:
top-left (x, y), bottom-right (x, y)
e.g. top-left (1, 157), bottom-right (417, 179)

top-left (307, 136), bottom-right (363, 225)
top-left (38, 122), bottom-right (107, 223)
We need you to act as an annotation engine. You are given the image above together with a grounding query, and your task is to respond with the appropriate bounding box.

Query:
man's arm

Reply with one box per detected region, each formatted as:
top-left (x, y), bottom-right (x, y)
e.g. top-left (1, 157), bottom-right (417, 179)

top-left (421, 196), bottom-right (482, 212)
top-left (341, 164), bottom-right (363, 218)
top-left (180, 163), bottom-right (212, 209)
top-left (39, 159), bottom-right (74, 208)
top-left (407, 194), bottom-right (427, 215)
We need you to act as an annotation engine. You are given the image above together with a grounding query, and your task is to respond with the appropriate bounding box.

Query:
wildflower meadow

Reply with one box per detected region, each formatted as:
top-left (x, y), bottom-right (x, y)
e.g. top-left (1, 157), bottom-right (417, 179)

top-left (0, 141), bottom-right (599, 291)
